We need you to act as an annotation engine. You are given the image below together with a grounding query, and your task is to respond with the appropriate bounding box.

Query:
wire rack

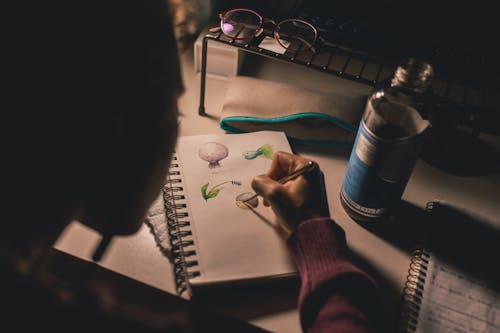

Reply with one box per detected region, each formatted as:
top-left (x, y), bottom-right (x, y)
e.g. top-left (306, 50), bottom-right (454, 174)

top-left (198, 28), bottom-right (392, 114)
top-left (198, 28), bottom-right (498, 137)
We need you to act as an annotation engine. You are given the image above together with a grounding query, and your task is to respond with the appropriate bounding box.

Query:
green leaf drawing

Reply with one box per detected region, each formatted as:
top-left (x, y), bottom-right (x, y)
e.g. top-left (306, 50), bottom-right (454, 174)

top-left (201, 180), bottom-right (241, 201)
top-left (261, 144), bottom-right (273, 159)
top-left (201, 182), bottom-right (210, 201)
top-left (207, 188), bottom-right (221, 199)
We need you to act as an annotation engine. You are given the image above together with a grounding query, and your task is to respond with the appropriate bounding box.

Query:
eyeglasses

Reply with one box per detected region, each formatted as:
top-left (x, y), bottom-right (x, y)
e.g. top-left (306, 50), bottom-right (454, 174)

top-left (209, 8), bottom-right (320, 53)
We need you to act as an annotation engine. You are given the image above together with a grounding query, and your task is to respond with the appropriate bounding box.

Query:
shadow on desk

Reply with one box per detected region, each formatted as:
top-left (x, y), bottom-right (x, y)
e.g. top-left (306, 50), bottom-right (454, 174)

top-left (350, 200), bottom-right (500, 332)
top-left (191, 276), bottom-right (300, 322)
top-left (47, 249), bottom-right (269, 333)
top-left (357, 200), bottom-right (500, 291)
top-left (353, 201), bottom-right (429, 253)
top-left (421, 128), bottom-right (500, 177)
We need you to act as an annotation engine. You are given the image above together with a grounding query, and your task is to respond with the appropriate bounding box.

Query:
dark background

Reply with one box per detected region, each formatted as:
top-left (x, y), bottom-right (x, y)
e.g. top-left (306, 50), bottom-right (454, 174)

top-left (215, 0), bottom-right (499, 90)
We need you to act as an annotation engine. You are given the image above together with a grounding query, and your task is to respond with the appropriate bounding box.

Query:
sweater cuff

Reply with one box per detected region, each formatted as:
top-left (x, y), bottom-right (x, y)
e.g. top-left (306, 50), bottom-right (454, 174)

top-left (287, 218), bottom-right (374, 295)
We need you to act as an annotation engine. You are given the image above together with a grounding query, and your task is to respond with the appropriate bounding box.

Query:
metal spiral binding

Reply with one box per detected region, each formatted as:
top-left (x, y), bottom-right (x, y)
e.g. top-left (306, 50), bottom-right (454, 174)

top-left (425, 200), bottom-right (439, 214)
top-left (400, 249), bottom-right (430, 332)
top-left (399, 201), bottom-right (437, 332)
top-left (163, 154), bottom-right (201, 296)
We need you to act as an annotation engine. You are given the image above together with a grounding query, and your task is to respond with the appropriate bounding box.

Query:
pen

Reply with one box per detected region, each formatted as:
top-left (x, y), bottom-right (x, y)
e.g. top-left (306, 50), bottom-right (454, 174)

top-left (92, 233), bottom-right (112, 262)
top-left (242, 161), bottom-right (316, 203)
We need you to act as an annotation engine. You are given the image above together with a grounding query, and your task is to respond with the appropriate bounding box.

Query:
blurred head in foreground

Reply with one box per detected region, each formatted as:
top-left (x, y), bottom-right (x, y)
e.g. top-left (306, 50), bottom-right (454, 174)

top-left (6, 0), bottom-right (184, 248)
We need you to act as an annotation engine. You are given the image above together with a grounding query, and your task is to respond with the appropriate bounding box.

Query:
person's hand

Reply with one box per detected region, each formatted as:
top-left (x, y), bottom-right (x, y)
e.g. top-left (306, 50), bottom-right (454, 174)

top-left (251, 151), bottom-right (330, 238)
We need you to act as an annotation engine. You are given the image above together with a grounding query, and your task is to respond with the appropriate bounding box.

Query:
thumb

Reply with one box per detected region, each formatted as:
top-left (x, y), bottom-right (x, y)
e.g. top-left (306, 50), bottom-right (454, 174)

top-left (251, 175), bottom-right (280, 202)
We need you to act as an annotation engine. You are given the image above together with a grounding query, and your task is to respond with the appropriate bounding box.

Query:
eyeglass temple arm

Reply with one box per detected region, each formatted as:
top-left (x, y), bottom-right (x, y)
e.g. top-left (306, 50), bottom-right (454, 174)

top-left (209, 13), bottom-right (225, 33)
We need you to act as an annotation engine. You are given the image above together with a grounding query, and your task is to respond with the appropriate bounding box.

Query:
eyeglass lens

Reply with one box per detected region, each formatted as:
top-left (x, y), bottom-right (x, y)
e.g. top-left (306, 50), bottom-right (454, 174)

top-left (221, 9), bottom-right (262, 40)
top-left (221, 9), bottom-right (317, 52)
top-left (275, 20), bottom-right (317, 52)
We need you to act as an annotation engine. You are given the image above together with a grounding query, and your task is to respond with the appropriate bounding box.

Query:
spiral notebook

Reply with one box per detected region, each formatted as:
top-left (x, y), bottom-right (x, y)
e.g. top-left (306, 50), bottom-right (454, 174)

top-left (146, 131), bottom-right (298, 298)
top-left (399, 201), bottom-right (500, 332)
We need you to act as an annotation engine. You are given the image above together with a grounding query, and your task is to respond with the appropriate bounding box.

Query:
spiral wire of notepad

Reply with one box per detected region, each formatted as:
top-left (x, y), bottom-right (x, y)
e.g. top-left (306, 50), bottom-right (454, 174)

top-left (399, 201), bottom-right (439, 333)
top-left (399, 201), bottom-right (437, 332)
top-left (399, 248), bottom-right (431, 332)
top-left (162, 154), bottom-right (200, 296)
top-left (143, 154), bottom-right (198, 296)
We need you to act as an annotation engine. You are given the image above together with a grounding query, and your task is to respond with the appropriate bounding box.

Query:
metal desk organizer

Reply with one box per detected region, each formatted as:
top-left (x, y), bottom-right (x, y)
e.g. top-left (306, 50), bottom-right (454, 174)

top-left (197, 22), bottom-right (498, 140)
top-left (197, 27), bottom-right (392, 116)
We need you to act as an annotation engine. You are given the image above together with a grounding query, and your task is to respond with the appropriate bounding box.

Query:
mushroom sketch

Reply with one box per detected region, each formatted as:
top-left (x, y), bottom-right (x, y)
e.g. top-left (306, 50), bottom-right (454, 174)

top-left (235, 192), bottom-right (259, 209)
top-left (198, 142), bottom-right (229, 168)
top-left (242, 144), bottom-right (273, 160)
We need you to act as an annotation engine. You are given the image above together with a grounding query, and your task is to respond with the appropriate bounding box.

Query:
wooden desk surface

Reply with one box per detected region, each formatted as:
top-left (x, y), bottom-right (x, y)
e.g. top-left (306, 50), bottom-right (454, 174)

top-left (54, 44), bottom-right (500, 333)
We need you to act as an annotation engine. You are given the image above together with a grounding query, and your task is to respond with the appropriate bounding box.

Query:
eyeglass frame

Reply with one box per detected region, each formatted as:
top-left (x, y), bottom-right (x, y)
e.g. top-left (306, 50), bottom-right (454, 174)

top-left (209, 8), bottom-right (321, 53)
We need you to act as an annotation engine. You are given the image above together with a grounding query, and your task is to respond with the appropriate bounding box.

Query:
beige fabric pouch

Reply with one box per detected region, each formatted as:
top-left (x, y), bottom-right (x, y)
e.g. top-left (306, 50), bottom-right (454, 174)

top-left (219, 76), bottom-right (366, 147)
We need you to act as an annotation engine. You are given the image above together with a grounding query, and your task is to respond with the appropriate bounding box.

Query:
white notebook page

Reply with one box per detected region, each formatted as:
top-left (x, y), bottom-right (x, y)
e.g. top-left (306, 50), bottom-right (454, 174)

top-left (417, 253), bottom-right (500, 332)
top-left (175, 131), bottom-right (297, 286)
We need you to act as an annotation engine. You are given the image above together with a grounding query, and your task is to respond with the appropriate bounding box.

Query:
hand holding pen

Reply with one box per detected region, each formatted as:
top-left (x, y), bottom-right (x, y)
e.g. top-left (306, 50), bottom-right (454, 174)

top-left (250, 151), bottom-right (330, 239)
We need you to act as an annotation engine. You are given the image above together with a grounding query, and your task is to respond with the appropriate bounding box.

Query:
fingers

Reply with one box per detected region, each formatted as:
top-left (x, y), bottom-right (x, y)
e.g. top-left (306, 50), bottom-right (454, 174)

top-left (251, 174), bottom-right (313, 238)
top-left (251, 175), bottom-right (296, 220)
top-left (251, 175), bottom-right (287, 206)
top-left (258, 152), bottom-right (320, 212)
top-left (267, 151), bottom-right (316, 180)
top-left (252, 152), bottom-right (329, 238)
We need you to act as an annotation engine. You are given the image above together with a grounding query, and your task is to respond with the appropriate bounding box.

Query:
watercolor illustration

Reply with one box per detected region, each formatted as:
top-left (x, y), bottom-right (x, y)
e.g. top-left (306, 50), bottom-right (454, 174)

top-left (199, 142), bottom-right (229, 168)
top-left (235, 192), bottom-right (259, 209)
top-left (242, 144), bottom-right (273, 160)
top-left (201, 180), bottom-right (242, 201)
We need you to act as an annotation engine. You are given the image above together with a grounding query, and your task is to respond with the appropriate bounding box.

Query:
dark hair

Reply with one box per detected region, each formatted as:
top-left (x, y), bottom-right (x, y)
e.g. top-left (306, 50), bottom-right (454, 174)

top-left (6, 0), bottom-right (181, 230)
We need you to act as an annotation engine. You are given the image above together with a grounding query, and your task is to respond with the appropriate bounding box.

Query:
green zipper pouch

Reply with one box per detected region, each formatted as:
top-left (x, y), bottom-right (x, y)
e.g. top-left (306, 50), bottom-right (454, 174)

top-left (219, 76), bottom-right (365, 147)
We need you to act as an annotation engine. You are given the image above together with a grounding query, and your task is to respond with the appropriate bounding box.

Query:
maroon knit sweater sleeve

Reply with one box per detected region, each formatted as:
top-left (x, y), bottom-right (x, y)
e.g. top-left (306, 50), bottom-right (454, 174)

top-left (287, 218), bottom-right (381, 333)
